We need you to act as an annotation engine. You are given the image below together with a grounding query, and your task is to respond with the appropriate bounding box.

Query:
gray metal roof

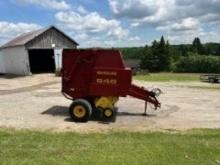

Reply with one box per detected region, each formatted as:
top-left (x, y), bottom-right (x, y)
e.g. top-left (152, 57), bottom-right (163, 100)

top-left (0, 25), bottom-right (78, 49)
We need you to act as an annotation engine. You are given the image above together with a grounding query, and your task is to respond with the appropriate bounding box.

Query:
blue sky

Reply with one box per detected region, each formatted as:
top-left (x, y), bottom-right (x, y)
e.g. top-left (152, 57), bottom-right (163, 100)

top-left (0, 0), bottom-right (220, 47)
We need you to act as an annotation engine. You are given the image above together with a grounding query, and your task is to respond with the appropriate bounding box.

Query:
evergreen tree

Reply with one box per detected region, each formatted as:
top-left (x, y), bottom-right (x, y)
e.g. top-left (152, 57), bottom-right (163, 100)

top-left (157, 36), bottom-right (171, 70)
top-left (192, 37), bottom-right (203, 54)
top-left (140, 36), bottom-right (171, 72)
top-left (152, 40), bottom-right (158, 49)
top-left (140, 48), bottom-right (160, 72)
top-left (159, 36), bottom-right (166, 48)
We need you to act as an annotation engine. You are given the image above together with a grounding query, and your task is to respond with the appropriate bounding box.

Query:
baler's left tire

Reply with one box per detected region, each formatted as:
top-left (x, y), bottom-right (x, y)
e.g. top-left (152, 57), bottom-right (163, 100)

top-left (69, 99), bottom-right (92, 122)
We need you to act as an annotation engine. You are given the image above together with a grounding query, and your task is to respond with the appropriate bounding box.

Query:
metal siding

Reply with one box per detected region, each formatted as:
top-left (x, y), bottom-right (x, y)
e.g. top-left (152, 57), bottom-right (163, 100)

top-left (1, 46), bottom-right (30, 75)
top-left (26, 28), bottom-right (77, 49)
top-left (0, 52), bottom-right (5, 73)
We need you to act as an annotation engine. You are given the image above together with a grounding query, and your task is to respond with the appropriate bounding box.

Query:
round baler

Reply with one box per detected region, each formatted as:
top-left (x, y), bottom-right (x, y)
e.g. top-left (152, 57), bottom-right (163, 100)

top-left (62, 49), bottom-right (161, 122)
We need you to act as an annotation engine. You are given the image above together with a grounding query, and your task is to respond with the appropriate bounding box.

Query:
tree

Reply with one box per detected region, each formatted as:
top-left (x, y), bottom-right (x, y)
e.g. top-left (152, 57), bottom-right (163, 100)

top-left (159, 36), bottom-right (166, 48)
top-left (192, 37), bottom-right (203, 54)
top-left (179, 45), bottom-right (188, 57)
top-left (140, 48), bottom-right (160, 72)
top-left (157, 36), bottom-right (171, 70)
top-left (140, 36), bottom-right (171, 72)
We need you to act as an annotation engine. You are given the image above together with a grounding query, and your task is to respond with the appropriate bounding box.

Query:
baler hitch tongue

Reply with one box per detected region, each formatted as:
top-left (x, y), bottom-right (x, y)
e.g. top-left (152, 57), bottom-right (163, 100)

top-left (150, 88), bottom-right (163, 97)
top-left (143, 88), bottom-right (162, 116)
top-left (128, 84), bottom-right (162, 115)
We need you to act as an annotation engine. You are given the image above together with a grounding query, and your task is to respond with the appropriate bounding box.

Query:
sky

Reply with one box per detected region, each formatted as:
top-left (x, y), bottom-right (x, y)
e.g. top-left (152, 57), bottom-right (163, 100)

top-left (0, 0), bottom-right (220, 47)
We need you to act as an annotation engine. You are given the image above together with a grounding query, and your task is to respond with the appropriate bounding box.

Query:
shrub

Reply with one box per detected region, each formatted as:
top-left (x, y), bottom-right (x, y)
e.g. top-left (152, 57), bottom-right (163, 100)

top-left (173, 55), bottom-right (220, 73)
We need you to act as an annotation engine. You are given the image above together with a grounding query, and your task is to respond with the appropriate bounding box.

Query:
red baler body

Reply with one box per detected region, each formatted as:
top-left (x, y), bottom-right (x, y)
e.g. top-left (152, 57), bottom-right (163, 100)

top-left (62, 49), bottom-right (160, 109)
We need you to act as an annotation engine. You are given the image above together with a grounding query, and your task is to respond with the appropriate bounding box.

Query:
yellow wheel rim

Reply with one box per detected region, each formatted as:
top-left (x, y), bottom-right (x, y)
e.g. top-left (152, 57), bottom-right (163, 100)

top-left (104, 109), bottom-right (112, 117)
top-left (73, 105), bottom-right (86, 118)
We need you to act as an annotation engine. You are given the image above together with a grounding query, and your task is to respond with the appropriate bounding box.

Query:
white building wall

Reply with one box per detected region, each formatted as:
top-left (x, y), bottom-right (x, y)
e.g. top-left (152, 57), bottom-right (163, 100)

top-left (0, 51), bottom-right (5, 73)
top-left (1, 46), bottom-right (30, 75)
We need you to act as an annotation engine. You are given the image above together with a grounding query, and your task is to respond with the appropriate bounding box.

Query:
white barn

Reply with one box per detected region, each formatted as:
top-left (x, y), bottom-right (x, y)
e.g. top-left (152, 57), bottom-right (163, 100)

top-left (0, 26), bottom-right (78, 75)
top-left (0, 51), bottom-right (5, 74)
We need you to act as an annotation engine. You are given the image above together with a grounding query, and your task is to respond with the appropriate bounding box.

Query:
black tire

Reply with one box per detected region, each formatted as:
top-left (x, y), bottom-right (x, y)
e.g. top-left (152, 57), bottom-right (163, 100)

top-left (69, 99), bottom-right (92, 122)
top-left (209, 78), bottom-right (218, 83)
top-left (103, 108), bottom-right (115, 119)
top-left (214, 79), bottom-right (218, 83)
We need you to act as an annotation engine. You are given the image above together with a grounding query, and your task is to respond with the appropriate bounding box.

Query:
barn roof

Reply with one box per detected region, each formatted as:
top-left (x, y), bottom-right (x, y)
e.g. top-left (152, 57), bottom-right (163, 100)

top-left (0, 25), bottom-right (78, 49)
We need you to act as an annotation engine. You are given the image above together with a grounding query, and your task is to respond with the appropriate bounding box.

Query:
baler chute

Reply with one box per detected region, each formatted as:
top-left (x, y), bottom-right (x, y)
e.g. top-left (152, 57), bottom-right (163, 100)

top-left (62, 49), bottom-right (161, 122)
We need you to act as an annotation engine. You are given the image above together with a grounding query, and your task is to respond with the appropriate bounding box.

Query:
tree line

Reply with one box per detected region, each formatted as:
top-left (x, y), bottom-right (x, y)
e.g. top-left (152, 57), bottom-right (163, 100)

top-left (119, 37), bottom-right (220, 73)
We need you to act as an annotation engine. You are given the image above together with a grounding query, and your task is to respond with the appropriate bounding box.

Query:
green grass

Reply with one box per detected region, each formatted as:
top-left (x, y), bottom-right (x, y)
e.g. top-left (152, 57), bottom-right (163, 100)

top-left (134, 73), bottom-right (200, 82)
top-left (0, 129), bottom-right (220, 165)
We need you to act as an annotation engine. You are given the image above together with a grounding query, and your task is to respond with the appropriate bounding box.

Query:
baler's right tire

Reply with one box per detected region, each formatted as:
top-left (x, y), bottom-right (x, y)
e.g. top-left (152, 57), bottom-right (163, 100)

top-left (69, 99), bottom-right (92, 122)
top-left (103, 108), bottom-right (114, 119)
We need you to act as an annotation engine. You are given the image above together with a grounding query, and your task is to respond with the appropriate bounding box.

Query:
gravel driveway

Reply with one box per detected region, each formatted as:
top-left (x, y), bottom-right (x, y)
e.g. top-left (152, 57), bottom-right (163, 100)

top-left (0, 74), bottom-right (220, 132)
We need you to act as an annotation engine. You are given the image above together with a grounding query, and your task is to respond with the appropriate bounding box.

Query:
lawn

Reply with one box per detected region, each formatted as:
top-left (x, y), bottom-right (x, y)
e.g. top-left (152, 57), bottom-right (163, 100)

top-left (134, 73), bottom-right (200, 82)
top-left (0, 129), bottom-right (220, 165)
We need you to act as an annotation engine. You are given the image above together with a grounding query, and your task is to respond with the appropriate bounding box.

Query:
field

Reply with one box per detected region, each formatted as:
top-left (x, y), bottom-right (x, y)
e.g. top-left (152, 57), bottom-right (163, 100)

top-left (0, 129), bottom-right (220, 165)
top-left (0, 73), bottom-right (220, 131)
top-left (135, 73), bottom-right (200, 82)
top-left (135, 73), bottom-right (220, 90)
top-left (0, 73), bottom-right (220, 164)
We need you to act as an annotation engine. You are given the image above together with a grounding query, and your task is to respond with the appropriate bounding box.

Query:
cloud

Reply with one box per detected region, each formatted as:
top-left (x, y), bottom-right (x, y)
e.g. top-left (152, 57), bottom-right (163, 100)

top-left (75, 35), bottom-right (145, 48)
top-left (76, 5), bottom-right (88, 14)
top-left (167, 29), bottom-right (220, 44)
top-left (109, 0), bottom-right (157, 18)
top-left (109, 0), bottom-right (220, 44)
top-left (157, 17), bottom-right (200, 32)
top-left (167, 29), bottom-right (203, 44)
top-left (109, 0), bottom-right (220, 27)
top-left (17, 0), bottom-right (70, 10)
top-left (54, 7), bottom-right (146, 47)
top-left (55, 10), bottom-right (128, 39)
top-left (109, 0), bottom-right (174, 21)
top-left (0, 21), bottom-right (41, 45)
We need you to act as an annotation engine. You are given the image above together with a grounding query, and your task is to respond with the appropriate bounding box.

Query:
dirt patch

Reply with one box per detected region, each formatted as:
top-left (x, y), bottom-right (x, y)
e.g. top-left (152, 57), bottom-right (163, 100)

top-left (0, 81), bottom-right (59, 95)
top-left (0, 74), bottom-right (220, 132)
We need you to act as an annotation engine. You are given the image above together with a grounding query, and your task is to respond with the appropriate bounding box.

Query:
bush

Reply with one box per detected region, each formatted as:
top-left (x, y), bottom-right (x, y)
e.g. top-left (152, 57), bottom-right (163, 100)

top-left (173, 55), bottom-right (220, 73)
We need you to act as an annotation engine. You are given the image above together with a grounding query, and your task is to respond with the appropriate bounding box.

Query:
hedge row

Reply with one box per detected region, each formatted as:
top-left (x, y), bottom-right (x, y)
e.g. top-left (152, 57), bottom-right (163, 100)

top-left (173, 55), bottom-right (220, 73)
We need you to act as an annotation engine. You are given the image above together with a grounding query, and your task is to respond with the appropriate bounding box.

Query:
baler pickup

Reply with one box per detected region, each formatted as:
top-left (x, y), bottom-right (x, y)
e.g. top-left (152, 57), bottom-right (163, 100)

top-left (62, 49), bottom-right (161, 122)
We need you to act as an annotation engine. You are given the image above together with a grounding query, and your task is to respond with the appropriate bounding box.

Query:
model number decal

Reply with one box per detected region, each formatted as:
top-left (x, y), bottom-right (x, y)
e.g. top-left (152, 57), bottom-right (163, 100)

top-left (96, 79), bottom-right (117, 85)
